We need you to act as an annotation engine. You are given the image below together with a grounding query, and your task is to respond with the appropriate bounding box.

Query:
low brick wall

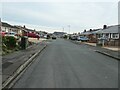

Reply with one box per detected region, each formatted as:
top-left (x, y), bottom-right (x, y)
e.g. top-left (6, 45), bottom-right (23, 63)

top-left (108, 40), bottom-right (119, 46)
top-left (28, 38), bottom-right (46, 43)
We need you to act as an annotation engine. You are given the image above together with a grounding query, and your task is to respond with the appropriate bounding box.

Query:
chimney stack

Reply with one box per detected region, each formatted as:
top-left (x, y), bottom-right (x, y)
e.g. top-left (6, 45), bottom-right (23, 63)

top-left (103, 25), bottom-right (107, 29)
top-left (23, 25), bottom-right (26, 28)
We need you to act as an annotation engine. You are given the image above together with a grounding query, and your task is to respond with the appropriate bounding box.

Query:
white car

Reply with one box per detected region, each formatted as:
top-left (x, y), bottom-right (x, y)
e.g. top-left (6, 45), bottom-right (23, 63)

top-left (43, 35), bottom-right (47, 38)
top-left (77, 36), bottom-right (89, 42)
top-left (5, 32), bottom-right (18, 39)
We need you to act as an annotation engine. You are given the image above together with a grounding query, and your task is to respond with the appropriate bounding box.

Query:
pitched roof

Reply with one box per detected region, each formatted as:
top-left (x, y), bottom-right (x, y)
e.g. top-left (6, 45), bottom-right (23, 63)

top-left (2, 22), bottom-right (20, 29)
top-left (81, 31), bottom-right (92, 35)
top-left (96, 25), bottom-right (119, 34)
top-left (81, 28), bottom-right (101, 35)
top-left (102, 25), bottom-right (119, 33)
top-left (2, 22), bottom-right (13, 28)
top-left (83, 25), bottom-right (120, 34)
top-left (53, 32), bottom-right (66, 35)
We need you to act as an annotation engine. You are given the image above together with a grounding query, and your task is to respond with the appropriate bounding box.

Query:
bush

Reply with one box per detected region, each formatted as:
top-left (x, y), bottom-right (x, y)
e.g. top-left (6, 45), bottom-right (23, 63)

top-left (63, 35), bottom-right (68, 39)
top-left (2, 36), bottom-right (17, 49)
top-left (47, 35), bottom-right (51, 39)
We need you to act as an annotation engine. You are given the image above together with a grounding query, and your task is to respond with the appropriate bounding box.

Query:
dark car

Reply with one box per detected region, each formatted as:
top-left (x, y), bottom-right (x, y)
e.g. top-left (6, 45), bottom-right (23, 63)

top-left (52, 36), bottom-right (56, 39)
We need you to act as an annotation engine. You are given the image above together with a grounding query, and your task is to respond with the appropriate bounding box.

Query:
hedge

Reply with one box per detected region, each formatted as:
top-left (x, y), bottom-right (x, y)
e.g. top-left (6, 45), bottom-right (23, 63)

top-left (2, 36), bottom-right (17, 49)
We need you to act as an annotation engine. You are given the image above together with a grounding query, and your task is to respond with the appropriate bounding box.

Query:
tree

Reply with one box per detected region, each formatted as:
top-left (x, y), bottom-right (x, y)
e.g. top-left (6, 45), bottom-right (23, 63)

top-left (63, 35), bottom-right (68, 39)
top-left (78, 32), bottom-right (80, 35)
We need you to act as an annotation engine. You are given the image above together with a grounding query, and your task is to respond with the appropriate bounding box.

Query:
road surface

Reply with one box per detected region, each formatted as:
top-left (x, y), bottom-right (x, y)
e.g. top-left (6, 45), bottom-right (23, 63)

top-left (13, 39), bottom-right (118, 88)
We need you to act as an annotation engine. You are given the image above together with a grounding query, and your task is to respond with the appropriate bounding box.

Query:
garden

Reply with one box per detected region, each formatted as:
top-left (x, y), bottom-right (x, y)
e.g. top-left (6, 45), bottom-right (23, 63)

top-left (1, 36), bottom-right (34, 55)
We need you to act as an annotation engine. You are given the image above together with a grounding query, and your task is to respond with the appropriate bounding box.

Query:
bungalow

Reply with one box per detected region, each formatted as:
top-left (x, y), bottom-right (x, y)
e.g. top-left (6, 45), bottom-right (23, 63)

top-left (80, 24), bottom-right (120, 47)
top-left (81, 29), bottom-right (100, 43)
top-left (96, 25), bottom-right (120, 46)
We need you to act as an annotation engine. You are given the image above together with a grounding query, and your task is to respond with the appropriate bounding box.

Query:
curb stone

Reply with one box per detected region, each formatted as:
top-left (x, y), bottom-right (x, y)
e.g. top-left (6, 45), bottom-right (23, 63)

top-left (2, 45), bottom-right (47, 89)
top-left (95, 50), bottom-right (120, 61)
top-left (68, 40), bottom-right (120, 61)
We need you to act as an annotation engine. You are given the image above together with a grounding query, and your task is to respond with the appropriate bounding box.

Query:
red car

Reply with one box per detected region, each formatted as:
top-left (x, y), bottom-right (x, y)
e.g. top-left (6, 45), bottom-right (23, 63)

top-left (0, 31), bottom-right (6, 37)
top-left (23, 32), bottom-right (40, 38)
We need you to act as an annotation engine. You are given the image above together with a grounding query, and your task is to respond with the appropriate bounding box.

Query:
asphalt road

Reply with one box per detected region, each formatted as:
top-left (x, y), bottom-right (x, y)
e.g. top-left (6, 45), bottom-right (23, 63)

top-left (13, 39), bottom-right (118, 88)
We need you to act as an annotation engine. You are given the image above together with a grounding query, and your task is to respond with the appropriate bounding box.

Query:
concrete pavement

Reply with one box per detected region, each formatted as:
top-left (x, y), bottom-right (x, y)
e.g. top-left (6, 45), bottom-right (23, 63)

top-left (83, 42), bottom-right (119, 51)
top-left (13, 39), bottom-right (118, 88)
top-left (84, 43), bottom-right (120, 60)
top-left (71, 41), bottom-right (120, 60)
top-left (2, 41), bottom-right (47, 85)
top-left (28, 38), bottom-right (47, 44)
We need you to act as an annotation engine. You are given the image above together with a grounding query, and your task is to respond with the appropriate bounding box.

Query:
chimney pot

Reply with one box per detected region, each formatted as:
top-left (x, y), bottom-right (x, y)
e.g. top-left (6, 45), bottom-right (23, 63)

top-left (103, 25), bottom-right (107, 29)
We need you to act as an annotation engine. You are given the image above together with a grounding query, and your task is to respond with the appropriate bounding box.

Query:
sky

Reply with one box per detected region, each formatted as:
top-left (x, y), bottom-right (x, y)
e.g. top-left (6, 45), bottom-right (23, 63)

top-left (1, 0), bottom-right (119, 33)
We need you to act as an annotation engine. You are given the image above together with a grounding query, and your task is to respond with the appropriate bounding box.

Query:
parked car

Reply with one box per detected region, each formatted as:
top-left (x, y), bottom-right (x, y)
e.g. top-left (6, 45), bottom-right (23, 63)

top-left (52, 36), bottom-right (56, 39)
top-left (77, 36), bottom-right (89, 42)
top-left (70, 35), bottom-right (78, 40)
top-left (0, 31), bottom-right (6, 37)
top-left (5, 32), bottom-right (18, 39)
top-left (43, 35), bottom-right (47, 39)
top-left (23, 32), bottom-right (40, 38)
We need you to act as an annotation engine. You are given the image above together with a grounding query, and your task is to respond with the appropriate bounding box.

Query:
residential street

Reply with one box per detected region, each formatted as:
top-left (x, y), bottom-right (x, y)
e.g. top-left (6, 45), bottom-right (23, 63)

top-left (13, 38), bottom-right (118, 88)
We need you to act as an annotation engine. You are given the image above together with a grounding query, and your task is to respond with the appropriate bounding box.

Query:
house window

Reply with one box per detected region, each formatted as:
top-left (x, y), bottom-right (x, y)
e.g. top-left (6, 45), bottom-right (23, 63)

top-left (112, 33), bottom-right (119, 39)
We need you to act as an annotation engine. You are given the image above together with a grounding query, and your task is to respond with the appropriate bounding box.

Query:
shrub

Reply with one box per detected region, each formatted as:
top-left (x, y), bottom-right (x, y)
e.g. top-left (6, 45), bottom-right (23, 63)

top-left (47, 35), bottom-right (50, 39)
top-left (2, 36), bottom-right (17, 49)
top-left (63, 35), bottom-right (68, 39)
